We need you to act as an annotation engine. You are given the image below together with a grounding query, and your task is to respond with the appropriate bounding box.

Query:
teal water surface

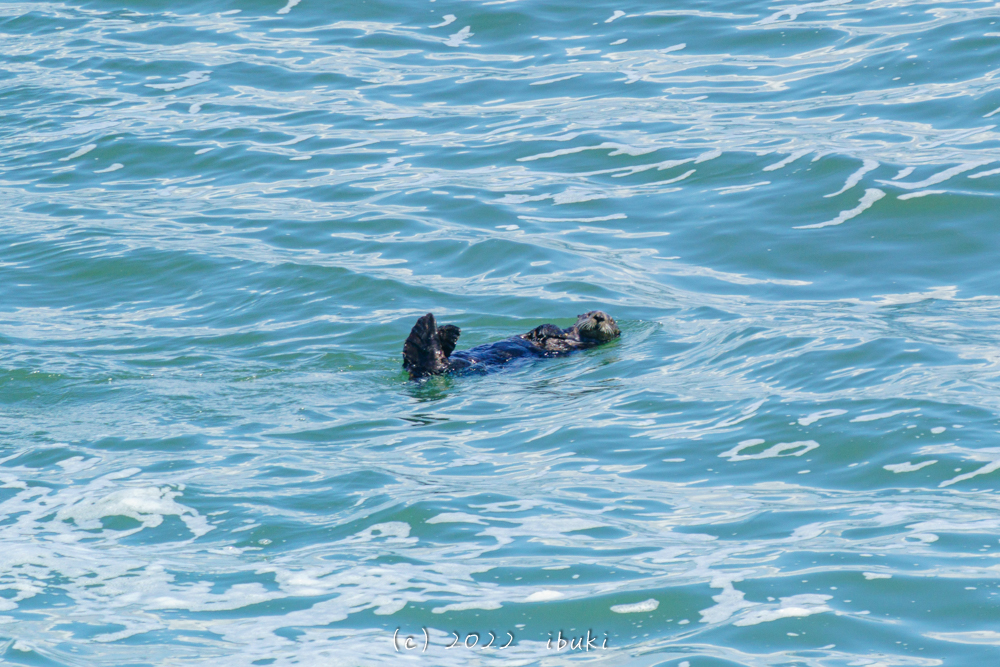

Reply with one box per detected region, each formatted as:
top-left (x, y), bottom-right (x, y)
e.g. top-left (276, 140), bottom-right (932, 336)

top-left (2, 0), bottom-right (1000, 665)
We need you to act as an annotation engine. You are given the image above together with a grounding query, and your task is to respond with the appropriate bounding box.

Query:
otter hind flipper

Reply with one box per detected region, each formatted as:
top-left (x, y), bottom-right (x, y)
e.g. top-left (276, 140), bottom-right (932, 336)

top-left (437, 324), bottom-right (460, 358)
top-left (403, 313), bottom-right (449, 378)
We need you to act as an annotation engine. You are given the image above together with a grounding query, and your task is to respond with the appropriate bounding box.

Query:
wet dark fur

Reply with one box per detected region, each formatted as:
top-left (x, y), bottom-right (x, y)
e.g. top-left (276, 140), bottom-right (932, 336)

top-left (402, 311), bottom-right (620, 379)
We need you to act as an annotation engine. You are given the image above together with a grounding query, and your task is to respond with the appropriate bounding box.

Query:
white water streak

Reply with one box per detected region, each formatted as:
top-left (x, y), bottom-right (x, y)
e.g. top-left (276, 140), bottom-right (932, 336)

top-left (825, 159), bottom-right (879, 197)
top-left (851, 408), bottom-right (919, 422)
top-left (59, 144), bottom-right (96, 161)
top-left (763, 149), bottom-right (811, 172)
top-left (884, 460), bottom-right (937, 473)
top-left (940, 459), bottom-right (1000, 487)
top-left (968, 167), bottom-right (1000, 179)
top-left (898, 190), bottom-right (945, 200)
top-left (430, 14), bottom-right (457, 28)
top-left (795, 189), bottom-right (885, 229)
top-left (444, 26), bottom-right (473, 47)
top-left (878, 162), bottom-right (990, 190)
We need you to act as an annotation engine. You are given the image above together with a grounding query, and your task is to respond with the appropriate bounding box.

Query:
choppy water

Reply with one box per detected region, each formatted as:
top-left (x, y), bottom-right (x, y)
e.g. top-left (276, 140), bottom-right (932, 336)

top-left (2, 0), bottom-right (1000, 664)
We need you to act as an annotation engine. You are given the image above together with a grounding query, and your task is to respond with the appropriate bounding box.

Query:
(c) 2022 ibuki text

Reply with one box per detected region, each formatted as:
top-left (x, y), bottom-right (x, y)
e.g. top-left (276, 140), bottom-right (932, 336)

top-left (392, 628), bottom-right (609, 652)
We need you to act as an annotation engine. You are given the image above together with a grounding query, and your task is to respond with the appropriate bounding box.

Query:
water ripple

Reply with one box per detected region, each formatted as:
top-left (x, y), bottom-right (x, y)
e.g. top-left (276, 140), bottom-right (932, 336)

top-left (3, 0), bottom-right (1000, 665)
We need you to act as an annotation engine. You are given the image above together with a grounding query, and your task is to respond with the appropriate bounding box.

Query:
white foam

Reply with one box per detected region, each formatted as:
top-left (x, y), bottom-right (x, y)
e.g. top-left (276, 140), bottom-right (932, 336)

top-left (969, 167), bottom-right (1000, 179)
top-left (277, 0), bottom-right (300, 14)
top-left (695, 148), bottom-right (722, 163)
top-left (799, 409), bottom-right (846, 426)
top-left (444, 26), bottom-right (472, 47)
top-left (426, 512), bottom-right (488, 525)
top-left (526, 590), bottom-right (563, 602)
top-left (899, 189), bottom-right (945, 200)
top-left (700, 578), bottom-right (755, 623)
top-left (716, 181), bottom-right (770, 194)
top-left (825, 159), bottom-right (879, 197)
top-left (348, 522), bottom-right (413, 542)
top-left (850, 408), bottom-right (918, 422)
top-left (518, 214), bottom-right (625, 223)
top-left (926, 631), bottom-right (1000, 645)
top-left (146, 71), bottom-right (210, 91)
top-left (720, 440), bottom-right (819, 462)
top-left (105, 467), bottom-right (141, 480)
top-left (432, 600), bottom-right (503, 613)
top-left (429, 14), bottom-right (456, 28)
top-left (59, 144), bottom-right (97, 161)
top-left (884, 460), bottom-right (937, 473)
top-left (795, 188), bottom-right (885, 229)
top-left (908, 533), bottom-right (938, 543)
top-left (879, 162), bottom-right (988, 190)
top-left (55, 486), bottom-right (212, 538)
top-left (478, 515), bottom-right (605, 548)
top-left (863, 572), bottom-right (892, 580)
top-left (941, 459), bottom-right (1000, 488)
top-left (605, 10), bottom-right (626, 23)
top-left (149, 582), bottom-right (279, 611)
top-left (646, 10), bottom-right (755, 18)
top-left (95, 163), bottom-right (123, 174)
top-left (611, 598), bottom-right (659, 613)
top-left (530, 74), bottom-right (582, 86)
top-left (763, 149), bottom-right (811, 172)
top-left (553, 188), bottom-right (604, 204)
top-left (734, 595), bottom-right (832, 626)
top-left (759, 0), bottom-right (849, 24)
top-left (56, 456), bottom-right (95, 473)
top-left (519, 142), bottom-right (657, 161)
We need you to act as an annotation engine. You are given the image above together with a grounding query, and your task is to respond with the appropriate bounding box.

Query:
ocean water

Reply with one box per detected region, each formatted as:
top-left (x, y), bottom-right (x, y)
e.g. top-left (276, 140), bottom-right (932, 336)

top-left (2, 0), bottom-right (1000, 664)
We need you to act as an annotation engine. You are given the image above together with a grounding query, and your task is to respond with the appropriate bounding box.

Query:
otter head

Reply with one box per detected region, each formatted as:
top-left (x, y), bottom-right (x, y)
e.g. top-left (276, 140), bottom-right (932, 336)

top-left (575, 311), bottom-right (620, 342)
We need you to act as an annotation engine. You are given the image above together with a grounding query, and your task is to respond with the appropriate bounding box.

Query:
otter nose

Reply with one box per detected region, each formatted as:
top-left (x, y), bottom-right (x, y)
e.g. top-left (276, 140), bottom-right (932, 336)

top-left (594, 313), bottom-right (605, 322)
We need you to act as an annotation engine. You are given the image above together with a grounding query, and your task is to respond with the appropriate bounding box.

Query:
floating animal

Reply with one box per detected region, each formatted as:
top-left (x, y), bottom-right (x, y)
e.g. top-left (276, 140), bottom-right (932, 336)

top-left (402, 311), bottom-right (620, 379)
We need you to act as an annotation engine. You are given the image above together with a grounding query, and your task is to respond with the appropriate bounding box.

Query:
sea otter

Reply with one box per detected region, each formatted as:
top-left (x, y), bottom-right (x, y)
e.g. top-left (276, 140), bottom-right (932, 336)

top-left (402, 311), bottom-right (620, 379)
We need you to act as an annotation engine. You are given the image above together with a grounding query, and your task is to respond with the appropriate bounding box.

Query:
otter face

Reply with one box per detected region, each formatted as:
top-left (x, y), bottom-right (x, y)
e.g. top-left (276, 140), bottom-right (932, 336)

top-left (575, 311), bottom-right (620, 342)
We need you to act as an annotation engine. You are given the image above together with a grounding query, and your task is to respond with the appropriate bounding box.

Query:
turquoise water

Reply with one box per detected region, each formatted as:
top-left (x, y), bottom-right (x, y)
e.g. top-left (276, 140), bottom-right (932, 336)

top-left (3, 0), bottom-right (1000, 664)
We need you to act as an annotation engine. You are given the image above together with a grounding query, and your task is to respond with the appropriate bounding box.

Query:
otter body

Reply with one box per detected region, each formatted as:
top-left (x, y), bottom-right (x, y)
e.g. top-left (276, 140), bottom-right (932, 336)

top-left (402, 311), bottom-right (619, 379)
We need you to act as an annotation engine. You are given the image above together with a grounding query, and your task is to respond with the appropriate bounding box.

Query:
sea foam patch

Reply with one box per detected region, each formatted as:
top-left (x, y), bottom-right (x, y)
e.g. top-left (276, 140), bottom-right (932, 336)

top-left (734, 594), bottom-right (833, 626)
top-left (884, 460), bottom-right (937, 473)
top-left (611, 598), bottom-right (659, 613)
top-left (720, 440), bottom-right (819, 461)
top-left (57, 486), bottom-right (212, 538)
